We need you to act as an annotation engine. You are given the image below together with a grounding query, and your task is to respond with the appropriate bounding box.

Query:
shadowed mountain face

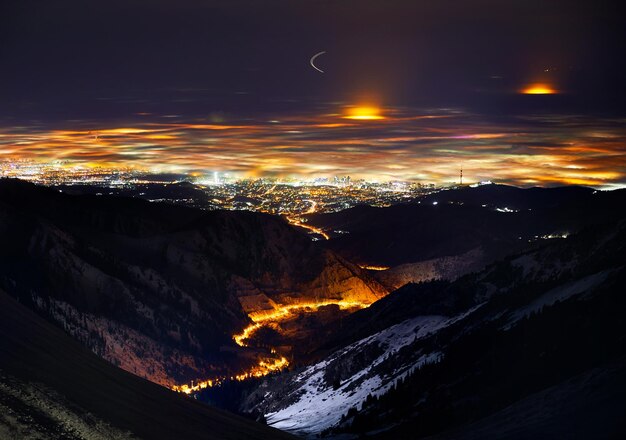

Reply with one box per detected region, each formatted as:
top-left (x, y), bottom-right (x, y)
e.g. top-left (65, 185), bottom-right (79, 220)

top-left (244, 214), bottom-right (626, 438)
top-left (0, 179), bottom-right (386, 386)
top-left (306, 184), bottom-right (626, 289)
top-left (0, 288), bottom-right (294, 440)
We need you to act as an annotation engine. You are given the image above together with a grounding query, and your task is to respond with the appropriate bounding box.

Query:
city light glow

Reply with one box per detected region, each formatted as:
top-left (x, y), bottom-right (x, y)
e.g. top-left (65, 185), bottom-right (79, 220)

top-left (521, 83), bottom-right (557, 94)
top-left (343, 106), bottom-right (385, 120)
top-left (1, 107), bottom-right (625, 188)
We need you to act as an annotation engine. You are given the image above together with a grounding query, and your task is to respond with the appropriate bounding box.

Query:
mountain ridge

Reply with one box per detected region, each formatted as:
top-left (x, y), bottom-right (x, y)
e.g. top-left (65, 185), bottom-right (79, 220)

top-left (0, 287), bottom-right (295, 440)
top-left (243, 216), bottom-right (626, 438)
top-left (0, 178), bottom-right (386, 387)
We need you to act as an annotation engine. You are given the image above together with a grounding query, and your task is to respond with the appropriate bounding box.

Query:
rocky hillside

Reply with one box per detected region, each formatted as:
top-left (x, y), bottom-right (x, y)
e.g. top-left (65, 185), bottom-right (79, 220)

top-left (0, 179), bottom-right (386, 387)
top-left (243, 216), bottom-right (626, 438)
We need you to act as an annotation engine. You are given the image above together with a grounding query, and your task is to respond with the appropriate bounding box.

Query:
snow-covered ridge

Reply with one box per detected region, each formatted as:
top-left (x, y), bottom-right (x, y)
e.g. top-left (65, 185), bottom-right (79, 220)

top-left (261, 307), bottom-right (481, 435)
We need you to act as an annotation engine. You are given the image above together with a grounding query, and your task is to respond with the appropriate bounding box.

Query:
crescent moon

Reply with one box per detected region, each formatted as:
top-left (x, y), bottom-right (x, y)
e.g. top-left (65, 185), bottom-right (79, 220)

top-left (310, 51), bottom-right (326, 73)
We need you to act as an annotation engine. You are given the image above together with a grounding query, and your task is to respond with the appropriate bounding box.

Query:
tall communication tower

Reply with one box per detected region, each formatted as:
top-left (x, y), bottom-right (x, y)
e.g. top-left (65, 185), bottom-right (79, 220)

top-left (460, 168), bottom-right (463, 186)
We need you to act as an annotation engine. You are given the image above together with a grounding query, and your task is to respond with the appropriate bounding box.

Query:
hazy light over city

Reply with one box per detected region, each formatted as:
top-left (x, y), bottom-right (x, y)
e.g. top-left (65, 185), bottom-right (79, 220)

top-left (2, 105), bottom-right (625, 188)
top-left (521, 83), bottom-right (558, 95)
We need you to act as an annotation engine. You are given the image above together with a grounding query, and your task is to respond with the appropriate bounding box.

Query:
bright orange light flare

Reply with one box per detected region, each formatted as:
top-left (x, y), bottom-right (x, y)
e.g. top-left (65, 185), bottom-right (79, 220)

top-left (344, 106), bottom-right (385, 120)
top-left (521, 84), bottom-right (557, 95)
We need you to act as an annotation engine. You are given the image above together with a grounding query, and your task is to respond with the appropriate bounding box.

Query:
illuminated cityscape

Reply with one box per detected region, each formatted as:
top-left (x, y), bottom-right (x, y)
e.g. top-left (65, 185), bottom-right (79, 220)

top-left (0, 158), bottom-right (439, 217)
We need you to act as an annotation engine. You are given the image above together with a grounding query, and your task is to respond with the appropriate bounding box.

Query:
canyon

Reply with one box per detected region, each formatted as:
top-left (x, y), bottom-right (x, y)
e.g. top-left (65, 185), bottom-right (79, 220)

top-left (0, 179), bottom-right (385, 390)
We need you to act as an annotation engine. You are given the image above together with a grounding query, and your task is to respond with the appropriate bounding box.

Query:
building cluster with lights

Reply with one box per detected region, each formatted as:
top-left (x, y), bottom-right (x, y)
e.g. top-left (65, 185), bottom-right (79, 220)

top-left (1, 160), bottom-right (440, 220)
top-left (194, 177), bottom-right (436, 215)
top-left (0, 159), bottom-right (143, 186)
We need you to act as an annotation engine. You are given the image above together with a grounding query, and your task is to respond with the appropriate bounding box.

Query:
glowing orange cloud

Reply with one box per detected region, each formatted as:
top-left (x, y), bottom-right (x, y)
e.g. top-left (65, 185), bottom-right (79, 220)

top-left (521, 83), bottom-right (557, 95)
top-left (344, 106), bottom-right (385, 120)
top-left (1, 108), bottom-right (625, 188)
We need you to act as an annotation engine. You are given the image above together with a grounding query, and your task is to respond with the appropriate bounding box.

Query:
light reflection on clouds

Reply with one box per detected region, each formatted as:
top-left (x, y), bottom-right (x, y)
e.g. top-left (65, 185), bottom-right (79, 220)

top-left (1, 107), bottom-right (625, 187)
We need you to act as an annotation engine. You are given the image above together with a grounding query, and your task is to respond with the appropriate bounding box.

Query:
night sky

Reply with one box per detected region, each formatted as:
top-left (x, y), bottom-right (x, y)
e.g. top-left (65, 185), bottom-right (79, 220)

top-left (1, 0), bottom-right (625, 186)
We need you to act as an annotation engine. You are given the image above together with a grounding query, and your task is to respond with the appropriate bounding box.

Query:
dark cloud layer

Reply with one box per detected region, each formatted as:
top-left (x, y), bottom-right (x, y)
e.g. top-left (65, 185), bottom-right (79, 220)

top-left (1, 0), bottom-right (624, 121)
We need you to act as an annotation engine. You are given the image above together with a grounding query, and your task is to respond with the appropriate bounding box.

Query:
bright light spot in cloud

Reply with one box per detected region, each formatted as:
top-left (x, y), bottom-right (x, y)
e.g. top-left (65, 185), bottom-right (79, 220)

top-left (344, 106), bottom-right (385, 120)
top-left (521, 83), bottom-right (557, 95)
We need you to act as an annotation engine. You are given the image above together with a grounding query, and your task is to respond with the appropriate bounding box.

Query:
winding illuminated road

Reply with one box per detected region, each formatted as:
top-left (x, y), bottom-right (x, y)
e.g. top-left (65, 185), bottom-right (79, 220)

top-left (284, 200), bottom-right (330, 240)
top-left (233, 299), bottom-right (371, 347)
top-left (172, 298), bottom-right (371, 394)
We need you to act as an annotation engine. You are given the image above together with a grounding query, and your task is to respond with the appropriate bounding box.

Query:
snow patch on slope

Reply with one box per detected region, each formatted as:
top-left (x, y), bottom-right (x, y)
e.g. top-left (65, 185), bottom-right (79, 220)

top-left (264, 308), bottom-right (482, 435)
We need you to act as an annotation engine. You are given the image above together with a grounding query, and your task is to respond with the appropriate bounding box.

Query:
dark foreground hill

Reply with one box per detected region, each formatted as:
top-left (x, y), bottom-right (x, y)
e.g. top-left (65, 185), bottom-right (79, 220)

top-left (0, 288), bottom-right (294, 440)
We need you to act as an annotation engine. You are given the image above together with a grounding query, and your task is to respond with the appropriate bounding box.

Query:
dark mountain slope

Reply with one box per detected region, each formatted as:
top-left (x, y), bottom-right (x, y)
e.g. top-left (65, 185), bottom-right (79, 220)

top-left (243, 218), bottom-right (626, 438)
top-left (421, 363), bottom-right (626, 440)
top-left (0, 179), bottom-right (385, 387)
top-left (313, 213), bottom-right (626, 354)
top-left (345, 268), bottom-right (626, 439)
top-left (306, 184), bottom-right (626, 288)
top-left (0, 288), bottom-right (294, 440)
top-left (419, 183), bottom-right (596, 210)
top-left (56, 180), bottom-right (218, 210)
